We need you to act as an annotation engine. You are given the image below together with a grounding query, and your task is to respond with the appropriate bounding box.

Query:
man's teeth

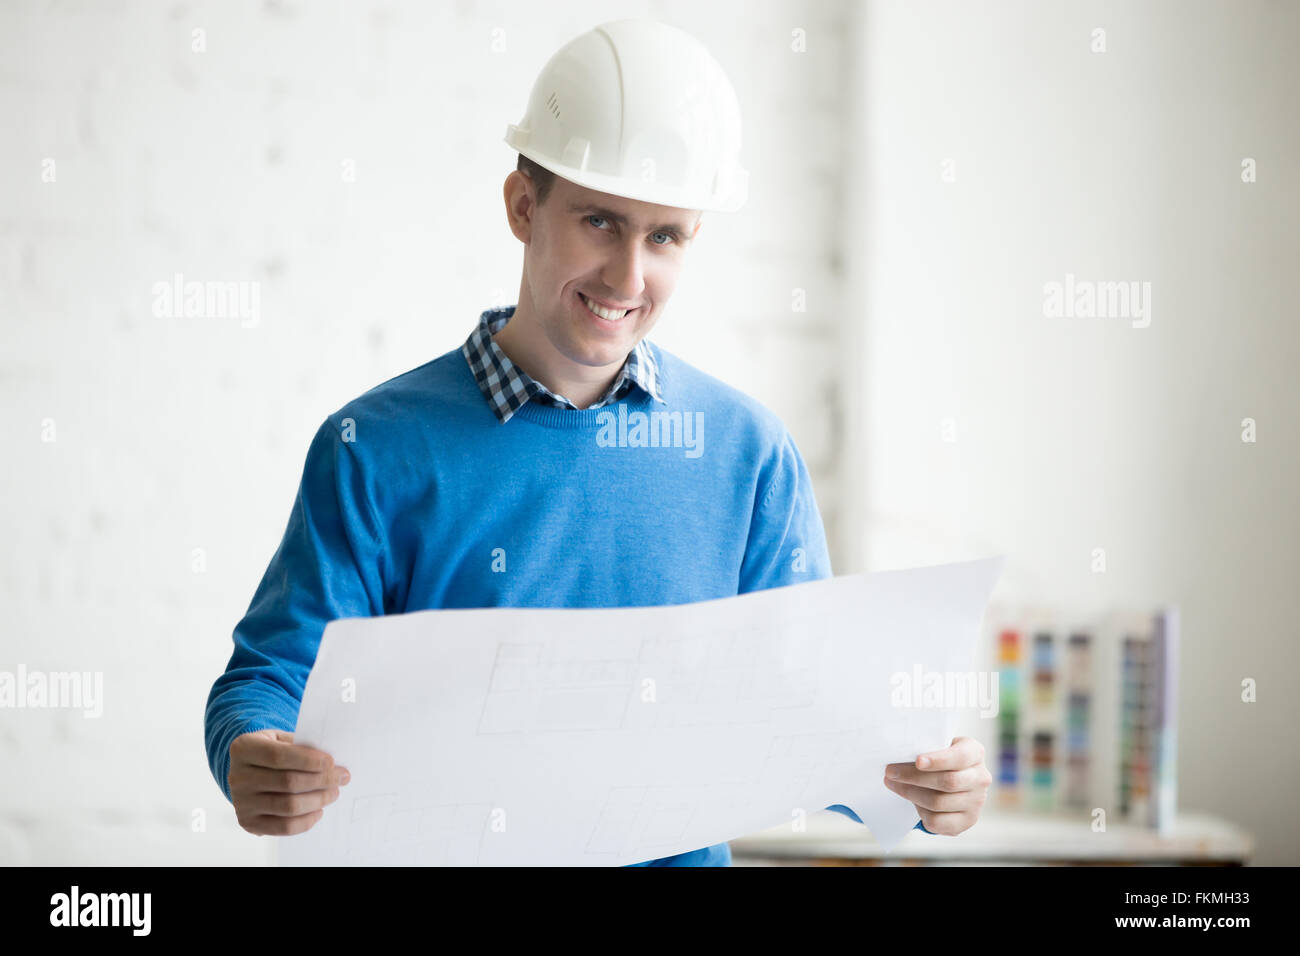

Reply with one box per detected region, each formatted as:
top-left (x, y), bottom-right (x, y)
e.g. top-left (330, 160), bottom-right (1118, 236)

top-left (581, 293), bottom-right (629, 321)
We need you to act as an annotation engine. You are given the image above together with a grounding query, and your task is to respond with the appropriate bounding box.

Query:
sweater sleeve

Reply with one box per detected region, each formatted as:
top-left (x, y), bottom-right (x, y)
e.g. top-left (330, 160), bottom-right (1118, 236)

top-left (204, 416), bottom-right (387, 803)
top-left (737, 429), bottom-right (832, 593)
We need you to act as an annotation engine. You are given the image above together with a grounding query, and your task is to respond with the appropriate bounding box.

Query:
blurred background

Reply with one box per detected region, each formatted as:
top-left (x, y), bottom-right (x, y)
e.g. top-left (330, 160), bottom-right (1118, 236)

top-left (1, 0), bottom-right (1296, 865)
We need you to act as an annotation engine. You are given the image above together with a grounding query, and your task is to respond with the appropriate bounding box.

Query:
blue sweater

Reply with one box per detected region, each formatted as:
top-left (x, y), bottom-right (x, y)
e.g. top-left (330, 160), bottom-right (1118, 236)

top-left (204, 340), bottom-right (921, 863)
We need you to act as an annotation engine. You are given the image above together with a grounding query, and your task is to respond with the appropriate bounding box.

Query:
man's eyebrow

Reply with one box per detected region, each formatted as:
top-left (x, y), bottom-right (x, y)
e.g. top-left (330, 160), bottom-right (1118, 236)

top-left (567, 202), bottom-right (695, 235)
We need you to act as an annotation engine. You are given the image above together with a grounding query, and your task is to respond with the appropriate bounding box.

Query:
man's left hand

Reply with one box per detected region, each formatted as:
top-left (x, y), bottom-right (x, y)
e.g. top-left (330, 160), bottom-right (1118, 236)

top-left (883, 736), bottom-right (991, 836)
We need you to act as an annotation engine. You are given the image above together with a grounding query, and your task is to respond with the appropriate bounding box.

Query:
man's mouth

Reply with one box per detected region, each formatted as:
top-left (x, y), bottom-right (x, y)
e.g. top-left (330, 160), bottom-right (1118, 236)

top-left (578, 291), bottom-right (636, 322)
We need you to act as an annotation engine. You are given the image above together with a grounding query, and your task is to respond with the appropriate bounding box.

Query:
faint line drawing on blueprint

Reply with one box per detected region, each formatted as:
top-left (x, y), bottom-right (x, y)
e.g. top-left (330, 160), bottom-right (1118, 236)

top-left (477, 642), bottom-right (636, 734)
top-left (341, 785), bottom-right (494, 865)
top-left (281, 556), bottom-right (1005, 865)
top-left (585, 784), bottom-right (708, 858)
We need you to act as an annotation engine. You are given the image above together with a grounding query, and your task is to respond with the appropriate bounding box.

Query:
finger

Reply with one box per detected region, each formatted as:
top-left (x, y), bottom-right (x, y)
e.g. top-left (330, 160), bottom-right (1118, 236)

top-left (916, 808), bottom-right (979, 836)
top-left (884, 776), bottom-right (982, 812)
top-left (916, 736), bottom-right (983, 771)
top-left (237, 734), bottom-right (334, 773)
top-left (235, 764), bottom-right (350, 795)
top-left (247, 786), bottom-right (341, 818)
top-left (247, 809), bottom-right (325, 836)
top-left (886, 763), bottom-right (985, 792)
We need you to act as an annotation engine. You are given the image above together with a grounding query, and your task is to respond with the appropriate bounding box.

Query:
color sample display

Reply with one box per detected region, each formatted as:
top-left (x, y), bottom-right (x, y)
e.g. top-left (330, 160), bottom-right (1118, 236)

top-left (1064, 633), bottom-right (1092, 808)
top-left (996, 629), bottom-right (1021, 807)
top-left (983, 608), bottom-right (1177, 829)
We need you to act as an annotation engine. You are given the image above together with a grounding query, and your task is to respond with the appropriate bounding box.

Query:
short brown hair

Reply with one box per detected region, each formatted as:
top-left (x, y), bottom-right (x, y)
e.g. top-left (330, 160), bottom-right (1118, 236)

top-left (515, 152), bottom-right (703, 234)
top-left (516, 153), bottom-right (556, 206)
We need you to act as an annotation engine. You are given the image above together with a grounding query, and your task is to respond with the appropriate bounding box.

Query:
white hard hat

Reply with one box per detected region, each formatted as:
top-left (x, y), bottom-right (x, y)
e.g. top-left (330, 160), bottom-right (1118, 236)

top-left (505, 19), bottom-right (748, 213)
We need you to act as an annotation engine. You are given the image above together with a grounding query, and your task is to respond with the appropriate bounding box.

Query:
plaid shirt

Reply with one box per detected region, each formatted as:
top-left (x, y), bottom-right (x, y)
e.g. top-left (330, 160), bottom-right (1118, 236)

top-left (462, 306), bottom-right (665, 424)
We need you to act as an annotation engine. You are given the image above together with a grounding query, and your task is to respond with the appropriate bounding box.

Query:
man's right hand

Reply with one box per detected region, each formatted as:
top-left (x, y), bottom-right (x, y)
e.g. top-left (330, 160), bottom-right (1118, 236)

top-left (228, 729), bottom-right (350, 836)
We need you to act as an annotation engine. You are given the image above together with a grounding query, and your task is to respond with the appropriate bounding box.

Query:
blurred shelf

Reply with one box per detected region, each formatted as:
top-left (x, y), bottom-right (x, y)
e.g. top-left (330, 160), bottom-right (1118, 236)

top-left (729, 809), bottom-right (1254, 866)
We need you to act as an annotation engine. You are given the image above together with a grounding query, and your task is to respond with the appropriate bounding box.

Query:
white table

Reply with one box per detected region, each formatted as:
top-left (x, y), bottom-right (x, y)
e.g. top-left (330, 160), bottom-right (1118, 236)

top-left (728, 810), bottom-right (1254, 865)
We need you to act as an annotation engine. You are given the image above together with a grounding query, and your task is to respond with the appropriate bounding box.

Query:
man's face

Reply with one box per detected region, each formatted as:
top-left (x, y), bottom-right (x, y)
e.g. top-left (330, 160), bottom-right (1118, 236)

top-left (509, 172), bottom-right (702, 371)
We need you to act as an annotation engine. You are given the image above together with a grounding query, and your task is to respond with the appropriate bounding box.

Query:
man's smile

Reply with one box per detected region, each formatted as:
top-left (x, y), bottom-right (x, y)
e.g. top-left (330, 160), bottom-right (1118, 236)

top-left (576, 289), bottom-right (640, 326)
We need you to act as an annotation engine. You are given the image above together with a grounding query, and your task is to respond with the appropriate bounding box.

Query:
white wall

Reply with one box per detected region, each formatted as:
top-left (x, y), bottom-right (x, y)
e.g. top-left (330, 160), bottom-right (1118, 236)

top-left (0, 0), bottom-right (848, 863)
top-left (841, 0), bottom-right (1299, 863)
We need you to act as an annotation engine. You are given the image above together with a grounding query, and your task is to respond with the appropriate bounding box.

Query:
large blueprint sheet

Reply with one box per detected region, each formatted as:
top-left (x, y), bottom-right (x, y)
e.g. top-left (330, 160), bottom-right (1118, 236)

top-left (279, 556), bottom-right (1004, 866)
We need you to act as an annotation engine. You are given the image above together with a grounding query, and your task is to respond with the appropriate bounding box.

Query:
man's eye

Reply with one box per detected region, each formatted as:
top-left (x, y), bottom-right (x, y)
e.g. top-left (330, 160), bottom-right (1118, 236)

top-left (587, 216), bottom-right (675, 245)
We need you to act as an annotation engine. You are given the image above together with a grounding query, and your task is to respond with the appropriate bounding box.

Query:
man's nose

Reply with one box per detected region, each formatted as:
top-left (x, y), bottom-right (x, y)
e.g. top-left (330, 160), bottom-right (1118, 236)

top-left (601, 240), bottom-right (646, 305)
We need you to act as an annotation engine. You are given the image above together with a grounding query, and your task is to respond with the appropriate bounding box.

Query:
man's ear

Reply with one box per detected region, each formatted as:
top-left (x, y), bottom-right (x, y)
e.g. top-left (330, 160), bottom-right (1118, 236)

top-left (504, 170), bottom-right (534, 243)
top-left (691, 217), bottom-right (703, 240)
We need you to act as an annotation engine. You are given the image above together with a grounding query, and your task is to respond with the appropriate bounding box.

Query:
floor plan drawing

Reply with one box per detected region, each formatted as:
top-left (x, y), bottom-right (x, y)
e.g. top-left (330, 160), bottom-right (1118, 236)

top-left (279, 556), bottom-right (1003, 866)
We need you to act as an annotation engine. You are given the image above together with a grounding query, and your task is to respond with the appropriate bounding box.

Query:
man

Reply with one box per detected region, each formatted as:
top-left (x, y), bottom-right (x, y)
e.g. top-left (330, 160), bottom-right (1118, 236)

top-left (204, 18), bottom-right (990, 866)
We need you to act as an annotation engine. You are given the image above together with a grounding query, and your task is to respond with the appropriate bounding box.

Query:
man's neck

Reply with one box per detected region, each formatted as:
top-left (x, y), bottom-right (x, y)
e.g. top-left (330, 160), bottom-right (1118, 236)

top-left (493, 299), bottom-right (626, 409)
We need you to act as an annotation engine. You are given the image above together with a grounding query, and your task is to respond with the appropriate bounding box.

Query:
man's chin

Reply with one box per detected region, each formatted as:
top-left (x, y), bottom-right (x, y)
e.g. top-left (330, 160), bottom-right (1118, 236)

top-left (556, 332), bottom-right (639, 368)
top-left (563, 346), bottom-right (631, 369)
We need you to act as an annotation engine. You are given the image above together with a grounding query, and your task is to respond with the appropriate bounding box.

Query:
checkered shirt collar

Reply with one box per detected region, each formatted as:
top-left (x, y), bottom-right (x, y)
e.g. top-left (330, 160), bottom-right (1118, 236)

top-left (462, 306), bottom-right (664, 424)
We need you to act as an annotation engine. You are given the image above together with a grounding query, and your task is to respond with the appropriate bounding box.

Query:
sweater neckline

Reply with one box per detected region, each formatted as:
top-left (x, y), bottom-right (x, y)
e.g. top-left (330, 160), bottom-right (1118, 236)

top-left (510, 386), bottom-right (657, 430)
